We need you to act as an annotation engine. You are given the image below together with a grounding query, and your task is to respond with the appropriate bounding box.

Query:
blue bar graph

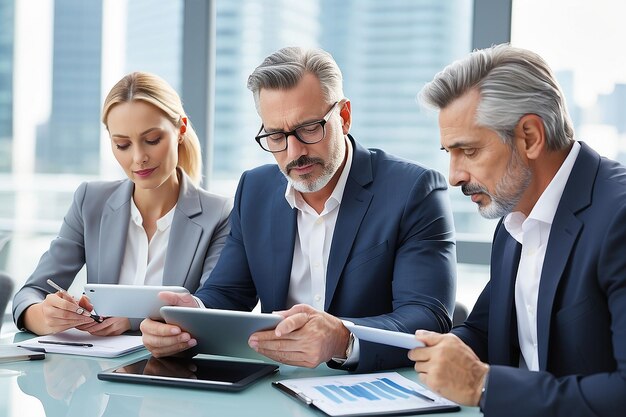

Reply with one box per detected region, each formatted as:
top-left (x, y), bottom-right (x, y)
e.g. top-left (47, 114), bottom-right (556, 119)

top-left (379, 377), bottom-right (434, 402)
top-left (340, 384), bottom-right (380, 400)
top-left (361, 381), bottom-right (398, 400)
top-left (324, 385), bottom-right (357, 402)
top-left (371, 380), bottom-right (410, 399)
top-left (313, 386), bottom-right (342, 404)
top-left (313, 377), bottom-right (425, 404)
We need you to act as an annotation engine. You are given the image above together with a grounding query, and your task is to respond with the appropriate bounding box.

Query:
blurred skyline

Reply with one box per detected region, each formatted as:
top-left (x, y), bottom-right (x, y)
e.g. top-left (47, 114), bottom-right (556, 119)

top-left (2, 0), bottom-right (626, 312)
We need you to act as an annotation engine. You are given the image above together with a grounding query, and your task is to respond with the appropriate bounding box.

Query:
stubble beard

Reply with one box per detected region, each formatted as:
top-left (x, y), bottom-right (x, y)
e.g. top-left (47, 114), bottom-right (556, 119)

top-left (462, 149), bottom-right (532, 220)
top-left (282, 136), bottom-right (345, 193)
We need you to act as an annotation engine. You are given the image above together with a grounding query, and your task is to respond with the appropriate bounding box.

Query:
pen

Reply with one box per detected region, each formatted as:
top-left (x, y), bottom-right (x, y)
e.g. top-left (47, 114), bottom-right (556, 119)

top-left (38, 340), bottom-right (93, 348)
top-left (46, 278), bottom-right (67, 294)
top-left (46, 279), bottom-right (104, 323)
top-left (272, 382), bottom-right (314, 405)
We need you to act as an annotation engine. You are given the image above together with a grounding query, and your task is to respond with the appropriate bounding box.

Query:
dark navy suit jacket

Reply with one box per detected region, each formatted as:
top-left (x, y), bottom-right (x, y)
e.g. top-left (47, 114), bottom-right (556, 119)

top-left (196, 136), bottom-right (456, 372)
top-left (454, 142), bottom-right (626, 416)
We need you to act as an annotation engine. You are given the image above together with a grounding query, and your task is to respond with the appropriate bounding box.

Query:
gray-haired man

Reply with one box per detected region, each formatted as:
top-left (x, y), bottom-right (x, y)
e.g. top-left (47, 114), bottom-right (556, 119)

top-left (142, 47), bottom-right (457, 372)
top-left (409, 44), bottom-right (626, 417)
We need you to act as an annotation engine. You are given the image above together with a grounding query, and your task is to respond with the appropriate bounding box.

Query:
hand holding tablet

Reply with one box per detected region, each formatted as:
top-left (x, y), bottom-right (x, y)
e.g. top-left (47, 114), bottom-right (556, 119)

top-left (344, 323), bottom-right (425, 350)
top-left (160, 307), bottom-right (283, 362)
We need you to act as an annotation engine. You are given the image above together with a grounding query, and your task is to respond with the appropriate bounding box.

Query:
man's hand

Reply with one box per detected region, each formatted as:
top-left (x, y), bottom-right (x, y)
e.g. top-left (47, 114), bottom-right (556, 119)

top-left (409, 330), bottom-right (489, 406)
top-left (247, 304), bottom-right (350, 368)
top-left (140, 291), bottom-right (199, 358)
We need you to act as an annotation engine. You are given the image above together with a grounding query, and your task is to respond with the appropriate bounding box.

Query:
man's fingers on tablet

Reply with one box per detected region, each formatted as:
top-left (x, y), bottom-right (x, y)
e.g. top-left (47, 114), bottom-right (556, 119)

top-left (275, 312), bottom-right (309, 336)
top-left (142, 328), bottom-right (195, 349)
top-left (158, 292), bottom-right (197, 307)
top-left (148, 339), bottom-right (196, 358)
top-left (141, 319), bottom-right (181, 336)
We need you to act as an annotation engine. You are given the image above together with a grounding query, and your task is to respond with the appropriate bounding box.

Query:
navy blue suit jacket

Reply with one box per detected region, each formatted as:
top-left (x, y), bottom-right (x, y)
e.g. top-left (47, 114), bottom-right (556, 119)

top-left (196, 136), bottom-right (456, 372)
top-left (454, 142), bottom-right (626, 416)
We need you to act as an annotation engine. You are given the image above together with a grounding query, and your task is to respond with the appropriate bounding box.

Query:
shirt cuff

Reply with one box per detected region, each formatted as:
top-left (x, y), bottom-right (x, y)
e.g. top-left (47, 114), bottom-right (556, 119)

top-left (478, 368), bottom-right (490, 411)
top-left (342, 334), bottom-right (360, 368)
top-left (192, 296), bottom-right (205, 308)
top-left (330, 320), bottom-right (360, 369)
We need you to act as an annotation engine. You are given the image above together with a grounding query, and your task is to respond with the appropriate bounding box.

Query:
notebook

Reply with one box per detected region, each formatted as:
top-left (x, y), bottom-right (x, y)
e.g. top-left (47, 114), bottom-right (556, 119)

top-left (18, 328), bottom-right (145, 358)
top-left (0, 345), bottom-right (46, 363)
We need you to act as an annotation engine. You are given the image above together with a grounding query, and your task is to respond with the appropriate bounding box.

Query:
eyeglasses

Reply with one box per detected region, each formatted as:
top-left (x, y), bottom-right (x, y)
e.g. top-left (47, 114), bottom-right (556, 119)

top-left (254, 102), bottom-right (340, 153)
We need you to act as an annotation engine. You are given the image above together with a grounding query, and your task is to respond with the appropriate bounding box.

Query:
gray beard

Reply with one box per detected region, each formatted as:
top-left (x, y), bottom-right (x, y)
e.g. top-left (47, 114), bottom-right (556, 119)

top-left (476, 149), bottom-right (532, 219)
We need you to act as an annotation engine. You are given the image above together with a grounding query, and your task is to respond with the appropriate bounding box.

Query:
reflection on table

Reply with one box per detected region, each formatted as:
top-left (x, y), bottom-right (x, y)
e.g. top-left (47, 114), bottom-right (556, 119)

top-left (0, 333), bottom-right (482, 417)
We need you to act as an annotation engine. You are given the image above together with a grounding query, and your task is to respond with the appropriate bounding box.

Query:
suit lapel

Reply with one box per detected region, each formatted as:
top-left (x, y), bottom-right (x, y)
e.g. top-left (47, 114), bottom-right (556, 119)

top-left (490, 229), bottom-right (522, 366)
top-left (536, 211), bottom-right (581, 369)
top-left (163, 172), bottom-right (203, 286)
top-left (98, 181), bottom-right (132, 284)
top-left (271, 175), bottom-right (297, 312)
top-left (536, 142), bottom-right (597, 370)
top-left (325, 137), bottom-right (374, 310)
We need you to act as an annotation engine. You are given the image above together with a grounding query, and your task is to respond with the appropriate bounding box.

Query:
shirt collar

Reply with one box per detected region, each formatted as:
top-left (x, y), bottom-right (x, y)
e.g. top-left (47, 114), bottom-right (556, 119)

top-left (130, 197), bottom-right (177, 232)
top-left (504, 141), bottom-right (581, 239)
top-left (285, 137), bottom-right (353, 214)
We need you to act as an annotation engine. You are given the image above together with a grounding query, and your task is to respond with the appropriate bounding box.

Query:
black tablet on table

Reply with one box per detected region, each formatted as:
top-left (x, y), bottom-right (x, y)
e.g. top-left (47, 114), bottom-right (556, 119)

top-left (98, 355), bottom-right (278, 391)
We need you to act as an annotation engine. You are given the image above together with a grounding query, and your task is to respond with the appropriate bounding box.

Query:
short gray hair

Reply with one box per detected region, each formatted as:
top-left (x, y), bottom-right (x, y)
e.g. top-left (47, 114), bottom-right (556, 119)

top-left (247, 47), bottom-right (344, 113)
top-left (419, 44), bottom-right (574, 151)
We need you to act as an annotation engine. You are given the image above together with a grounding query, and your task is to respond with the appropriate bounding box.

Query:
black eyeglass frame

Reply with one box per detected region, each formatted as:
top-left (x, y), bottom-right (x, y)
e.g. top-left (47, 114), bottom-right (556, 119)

top-left (254, 101), bottom-right (340, 153)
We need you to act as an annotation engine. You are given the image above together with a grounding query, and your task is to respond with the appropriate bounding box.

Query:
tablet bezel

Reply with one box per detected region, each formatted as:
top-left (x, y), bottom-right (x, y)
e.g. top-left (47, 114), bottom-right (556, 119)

top-left (159, 307), bottom-right (283, 362)
top-left (98, 356), bottom-right (279, 392)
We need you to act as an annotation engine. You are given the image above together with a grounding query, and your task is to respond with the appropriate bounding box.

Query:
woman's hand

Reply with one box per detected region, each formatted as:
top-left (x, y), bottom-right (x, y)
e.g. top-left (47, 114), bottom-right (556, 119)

top-left (76, 317), bottom-right (131, 336)
top-left (23, 292), bottom-right (95, 335)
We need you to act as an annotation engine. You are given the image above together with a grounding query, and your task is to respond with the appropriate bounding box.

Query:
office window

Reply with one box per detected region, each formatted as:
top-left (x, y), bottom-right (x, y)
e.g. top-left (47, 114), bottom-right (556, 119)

top-left (210, 0), bottom-right (489, 310)
top-left (3, 0), bottom-right (491, 326)
top-left (512, 0), bottom-right (626, 163)
top-left (3, 0), bottom-right (185, 300)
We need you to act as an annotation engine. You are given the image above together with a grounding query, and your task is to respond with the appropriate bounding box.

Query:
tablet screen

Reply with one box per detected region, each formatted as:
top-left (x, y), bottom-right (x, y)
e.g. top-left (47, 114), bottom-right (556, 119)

top-left (99, 356), bottom-right (279, 391)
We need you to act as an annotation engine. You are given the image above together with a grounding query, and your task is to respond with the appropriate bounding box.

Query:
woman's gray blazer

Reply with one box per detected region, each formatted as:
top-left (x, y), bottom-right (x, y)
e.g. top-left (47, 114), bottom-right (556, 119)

top-left (12, 170), bottom-right (233, 330)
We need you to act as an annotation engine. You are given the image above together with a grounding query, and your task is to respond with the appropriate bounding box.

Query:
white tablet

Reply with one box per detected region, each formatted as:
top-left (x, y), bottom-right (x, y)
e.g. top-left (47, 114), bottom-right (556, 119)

top-left (344, 323), bottom-right (425, 350)
top-left (84, 284), bottom-right (189, 319)
top-left (160, 306), bottom-right (283, 362)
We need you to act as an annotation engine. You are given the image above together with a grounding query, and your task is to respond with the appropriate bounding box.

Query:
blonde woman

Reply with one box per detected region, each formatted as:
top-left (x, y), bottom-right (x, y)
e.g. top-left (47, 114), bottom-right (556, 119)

top-left (13, 72), bottom-right (232, 336)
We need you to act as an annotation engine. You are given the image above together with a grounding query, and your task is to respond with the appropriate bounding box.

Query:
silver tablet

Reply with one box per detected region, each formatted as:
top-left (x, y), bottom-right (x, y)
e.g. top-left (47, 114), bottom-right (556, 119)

top-left (84, 284), bottom-right (189, 319)
top-left (344, 323), bottom-right (425, 350)
top-left (160, 307), bottom-right (283, 362)
top-left (98, 355), bottom-right (278, 391)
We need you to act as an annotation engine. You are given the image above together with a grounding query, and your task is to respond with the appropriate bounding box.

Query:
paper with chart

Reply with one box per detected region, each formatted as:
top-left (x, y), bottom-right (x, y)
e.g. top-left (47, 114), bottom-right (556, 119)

top-left (274, 372), bottom-right (459, 416)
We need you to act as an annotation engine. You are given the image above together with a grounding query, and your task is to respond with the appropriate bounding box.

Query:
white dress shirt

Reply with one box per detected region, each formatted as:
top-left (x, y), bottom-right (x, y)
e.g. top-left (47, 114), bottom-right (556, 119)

top-left (504, 142), bottom-right (580, 371)
top-left (118, 197), bottom-right (176, 286)
top-left (285, 139), bottom-right (353, 310)
top-left (284, 139), bottom-right (360, 366)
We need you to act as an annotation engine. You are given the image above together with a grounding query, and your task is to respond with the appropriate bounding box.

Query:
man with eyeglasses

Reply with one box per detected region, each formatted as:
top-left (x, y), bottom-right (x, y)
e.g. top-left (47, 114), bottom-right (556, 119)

top-left (141, 47), bottom-right (456, 372)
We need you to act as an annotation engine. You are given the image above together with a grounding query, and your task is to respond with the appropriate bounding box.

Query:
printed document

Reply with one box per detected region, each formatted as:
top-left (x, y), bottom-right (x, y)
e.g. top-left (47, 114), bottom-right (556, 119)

top-left (274, 372), bottom-right (459, 416)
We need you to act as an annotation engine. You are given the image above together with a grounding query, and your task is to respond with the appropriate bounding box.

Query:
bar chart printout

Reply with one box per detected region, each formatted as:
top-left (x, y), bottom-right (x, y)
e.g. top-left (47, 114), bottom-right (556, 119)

top-left (273, 372), bottom-right (459, 416)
